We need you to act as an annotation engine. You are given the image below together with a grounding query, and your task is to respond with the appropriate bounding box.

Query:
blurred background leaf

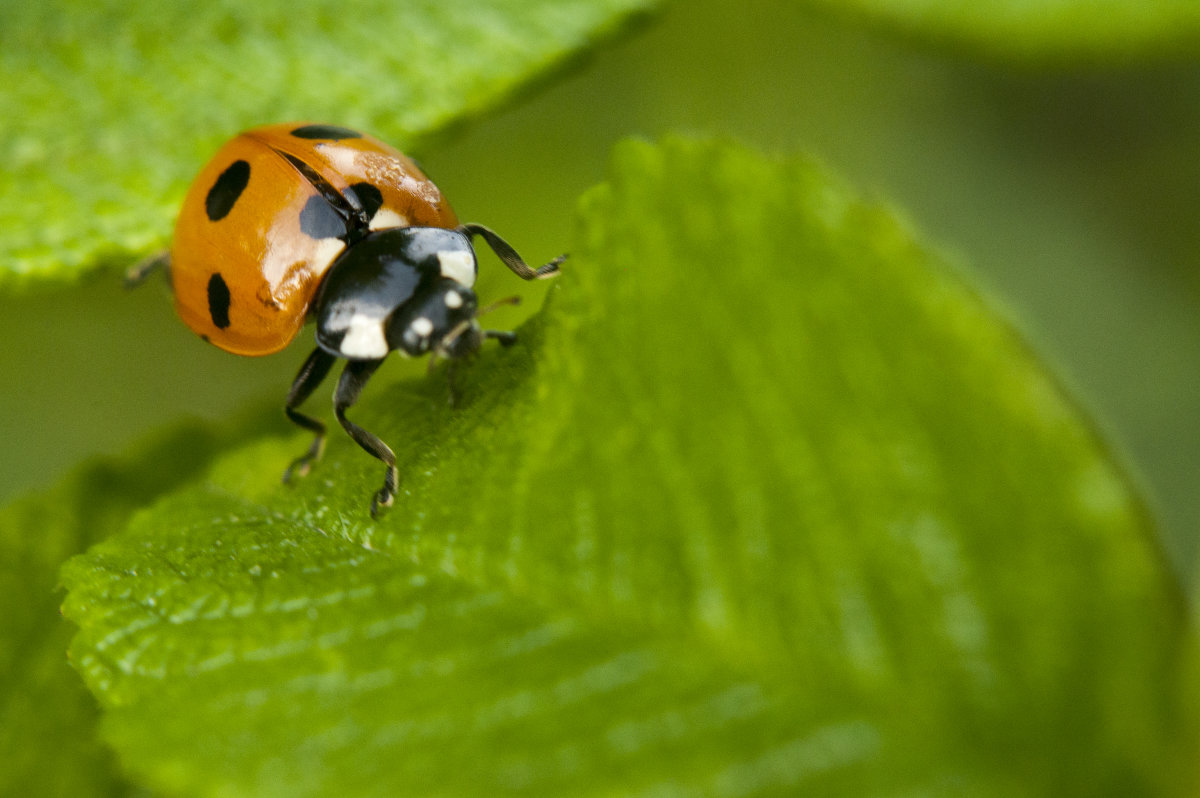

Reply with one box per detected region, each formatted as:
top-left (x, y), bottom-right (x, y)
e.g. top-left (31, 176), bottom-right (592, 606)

top-left (61, 138), bottom-right (1188, 796)
top-left (804, 0), bottom-right (1200, 62)
top-left (0, 0), bottom-right (656, 285)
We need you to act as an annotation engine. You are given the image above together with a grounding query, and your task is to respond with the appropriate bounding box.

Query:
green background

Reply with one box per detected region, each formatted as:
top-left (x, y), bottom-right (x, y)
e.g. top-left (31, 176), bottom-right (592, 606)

top-left (1, 0), bottom-right (1196, 583)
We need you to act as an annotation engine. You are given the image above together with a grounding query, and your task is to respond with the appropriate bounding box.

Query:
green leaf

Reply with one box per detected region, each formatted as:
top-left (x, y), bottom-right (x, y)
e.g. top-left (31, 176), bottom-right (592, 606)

top-left (0, 0), bottom-right (656, 288)
top-left (61, 138), bottom-right (1188, 796)
top-left (807, 0), bottom-right (1200, 62)
top-left (0, 414), bottom-right (269, 797)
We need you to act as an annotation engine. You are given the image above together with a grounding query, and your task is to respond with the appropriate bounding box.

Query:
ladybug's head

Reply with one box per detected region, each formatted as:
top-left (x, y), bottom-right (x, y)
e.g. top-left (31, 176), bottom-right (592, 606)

top-left (387, 278), bottom-right (481, 359)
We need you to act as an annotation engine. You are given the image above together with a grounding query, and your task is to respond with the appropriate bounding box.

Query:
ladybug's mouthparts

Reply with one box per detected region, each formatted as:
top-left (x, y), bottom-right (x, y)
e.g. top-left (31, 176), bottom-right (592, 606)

top-left (441, 319), bottom-right (484, 359)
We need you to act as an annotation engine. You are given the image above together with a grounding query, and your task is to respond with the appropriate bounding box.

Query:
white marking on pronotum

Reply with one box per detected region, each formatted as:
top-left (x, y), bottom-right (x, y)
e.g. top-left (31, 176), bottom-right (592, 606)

top-left (339, 313), bottom-right (389, 359)
top-left (368, 208), bottom-right (407, 231)
top-left (444, 291), bottom-right (463, 309)
top-left (312, 237), bottom-right (347, 267)
top-left (437, 250), bottom-right (476, 287)
top-left (411, 317), bottom-right (434, 337)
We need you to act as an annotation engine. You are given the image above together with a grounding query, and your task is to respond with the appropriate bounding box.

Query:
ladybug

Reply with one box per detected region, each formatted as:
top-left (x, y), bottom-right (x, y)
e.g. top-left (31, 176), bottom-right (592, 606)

top-left (131, 123), bottom-right (563, 516)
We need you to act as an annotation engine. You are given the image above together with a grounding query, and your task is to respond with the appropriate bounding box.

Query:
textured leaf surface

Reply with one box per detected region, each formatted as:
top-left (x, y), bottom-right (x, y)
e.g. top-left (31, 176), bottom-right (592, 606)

top-left (61, 138), bottom-right (1187, 796)
top-left (808, 0), bottom-right (1200, 61)
top-left (0, 0), bottom-right (654, 287)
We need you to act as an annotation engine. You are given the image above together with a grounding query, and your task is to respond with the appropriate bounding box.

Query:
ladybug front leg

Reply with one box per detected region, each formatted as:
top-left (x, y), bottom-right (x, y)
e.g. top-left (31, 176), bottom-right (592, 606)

top-left (333, 358), bottom-right (397, 518)
top-left (456, 223), bottom-right (566, 280)
top-left (282, 347), bottom-right (337, 483)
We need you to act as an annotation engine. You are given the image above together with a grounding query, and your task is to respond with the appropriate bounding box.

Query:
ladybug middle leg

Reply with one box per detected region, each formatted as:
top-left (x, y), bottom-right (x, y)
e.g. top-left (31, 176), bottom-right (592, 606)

top-left (282, 347), bottom-right (337, 483)
top-left (333, 358), bottom-right (397, 518)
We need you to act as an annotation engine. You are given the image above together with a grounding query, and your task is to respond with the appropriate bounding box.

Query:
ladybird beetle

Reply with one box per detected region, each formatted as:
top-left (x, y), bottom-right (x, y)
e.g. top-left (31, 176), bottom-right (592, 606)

top-left (132, 123), bottom-right (563, 516)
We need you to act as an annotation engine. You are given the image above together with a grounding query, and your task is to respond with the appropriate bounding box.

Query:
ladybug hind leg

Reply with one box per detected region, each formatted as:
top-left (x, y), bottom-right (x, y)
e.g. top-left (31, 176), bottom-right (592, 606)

top-left (282, 347), bottom-right (337, 483)
top-left (333, 358), bottom-right (397, 518)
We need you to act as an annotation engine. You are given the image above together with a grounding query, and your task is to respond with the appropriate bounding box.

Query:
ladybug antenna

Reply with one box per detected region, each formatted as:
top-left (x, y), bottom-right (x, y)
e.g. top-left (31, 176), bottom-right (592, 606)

top-left (477, 295), bottom-right (521, 317)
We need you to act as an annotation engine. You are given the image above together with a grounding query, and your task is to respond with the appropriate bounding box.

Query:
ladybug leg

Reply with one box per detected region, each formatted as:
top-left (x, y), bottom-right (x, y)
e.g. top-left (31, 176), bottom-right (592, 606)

top-left (477, 295), bottom-right (519, 351)
top-left (123, 250), bottom-right (170, 288)
top-left (456, 223), bottom-right (566, 280)
top-left (483, 330), bottom-right (518, 347)
top-left (282, 348), bottom-right (338, 483)
top-left (444, 357), bottom-right (463, 408)
top-left (333, 358), bottom-right (397, 518)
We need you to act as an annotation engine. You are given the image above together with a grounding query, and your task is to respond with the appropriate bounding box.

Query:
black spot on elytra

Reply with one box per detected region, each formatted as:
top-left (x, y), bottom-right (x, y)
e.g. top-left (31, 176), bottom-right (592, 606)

top-left (205, 160), bottom-right (250, 221)
top-left (345, 182), bottom-right (384, 222)
top-left (207, 273), bottom-right (231, 329)
top-left (299, 195), bottom-right (349, 240)
top-left (290, 124), bottom-right (363, 140)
